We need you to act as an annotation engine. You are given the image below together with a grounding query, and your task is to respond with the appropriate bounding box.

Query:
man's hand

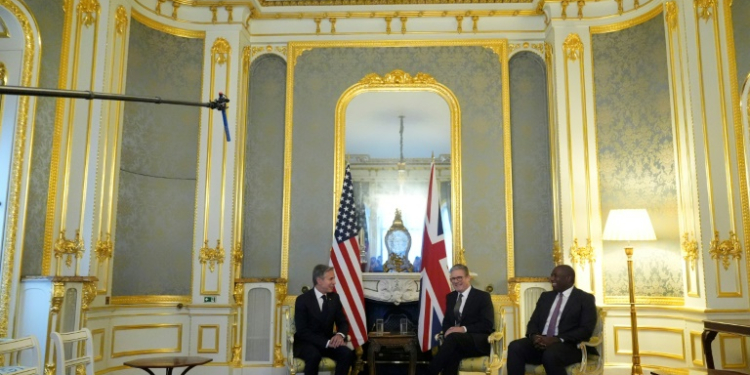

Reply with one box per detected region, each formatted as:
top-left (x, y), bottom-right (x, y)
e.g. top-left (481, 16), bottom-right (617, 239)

top-left (444, 326), bottom-right (465, 337)
top-left (329, 334), bottom-right (346, 348)
top-left (532, 334), bottom-right (560, 350)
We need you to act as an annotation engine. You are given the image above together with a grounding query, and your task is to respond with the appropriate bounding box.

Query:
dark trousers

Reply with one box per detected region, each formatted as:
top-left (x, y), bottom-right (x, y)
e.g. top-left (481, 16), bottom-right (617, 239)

top-left (427, 332), bottom-right (489, 375)
top-left (294, 342), bottom-right (354, 375)
top-left (506, 337), bottom-right (582, 375)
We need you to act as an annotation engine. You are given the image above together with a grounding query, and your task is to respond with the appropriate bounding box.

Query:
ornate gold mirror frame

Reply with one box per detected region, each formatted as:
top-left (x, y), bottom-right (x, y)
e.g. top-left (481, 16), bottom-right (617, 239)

top-left (333, 69), bottom-right (463, 264)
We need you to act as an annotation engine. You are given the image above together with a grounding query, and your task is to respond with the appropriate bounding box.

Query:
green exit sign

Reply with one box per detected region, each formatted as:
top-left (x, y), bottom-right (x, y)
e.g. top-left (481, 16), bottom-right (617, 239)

top-left (203, 296), bottom-right (216, 303)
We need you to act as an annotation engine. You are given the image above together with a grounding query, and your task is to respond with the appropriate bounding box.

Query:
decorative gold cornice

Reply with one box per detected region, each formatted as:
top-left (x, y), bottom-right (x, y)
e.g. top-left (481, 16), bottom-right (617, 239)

top-left (665, 1), bottom-right (678, 30)
top-left (212, 38), bottom-right (230, 65)
top-left (570, 238), bottom-right (594, 266)
top-left (95, 233), bottom-right (113, 260)
top-left (54, 230), bottom-right (85, 269)
top-left (401, 16), bottom-right (408, 34)
top-left (360, 69), bottom-right (437, 85)
top-left (456, 15), bottom-right (464, 33)
top-left (590, 4), bottom-right (662, 34)
top-left (330, 17), bottom-right (337, 33)
top-left (536, 0), bottom-right (546, 14)
top-left (577, 0), bottom-right (585, 19)
top-left (131, 9), bottom-right (205, 39)
top-left (290, 47), bottom-right (312, 67)
top-left (709, 231), bottom-right (742, 270)
top-left (82, 281), bottom-right (98, 311)
top-left (682, 232), bottom-right (699, 269)
top-left (563, 33), bottom-right (583, 61)
top-left (109, 295), bottom-right (191, 305)
top-left (200, 239), bottom-right (225, 273)
top-left (553, 240), bottom-right (563, 265)
top-left (257, 0), bottom-right (532, 6)
top-left (561, 0), bottom-right (569, 19)
top-left (77, 0), bottom-right (100, 27)
top-left (115, 6), bottom-right (128, 35)
top-left (695, 0), bottom-right (716, 21)
top-left (616, 0), bottom-right (623, 14)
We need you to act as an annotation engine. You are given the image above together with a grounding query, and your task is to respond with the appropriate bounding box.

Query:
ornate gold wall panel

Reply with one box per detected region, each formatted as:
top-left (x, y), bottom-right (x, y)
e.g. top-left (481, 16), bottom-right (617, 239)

top-left (0, 0), bottom-right (37, 339)
top-left (283, 40), bottom-right (511, 292)
top-left (111, 323), bottom-right (183, 357)
top-left (197, 324), bottom-right (220, 353)
top-left (614, 326), bottom-right (685, 360)
top-left (91, 328), bottom-right (105, 361)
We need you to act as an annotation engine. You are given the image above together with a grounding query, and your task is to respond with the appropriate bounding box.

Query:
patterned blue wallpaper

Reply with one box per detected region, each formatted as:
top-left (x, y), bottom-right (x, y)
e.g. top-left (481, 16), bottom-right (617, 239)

top-left (733, 0), bottom-right (750, 94)
top-left (289, 46), bottom-right (508, 294)
top-left (21, 0), bottom-right (64, 276)
top-left (242, 54), bottom-right (286, 278)
top-left (509, 51), bottom-right (555, 277)
top-left (593, 13), bottom-right (683, 298)
top-left (112, 18), bottom-right (203, 296)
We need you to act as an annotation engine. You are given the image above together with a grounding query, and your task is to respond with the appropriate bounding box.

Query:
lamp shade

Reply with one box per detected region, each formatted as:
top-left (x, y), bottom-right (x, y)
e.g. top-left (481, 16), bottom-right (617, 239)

top-left (602, 209), bottom-right (657, 241)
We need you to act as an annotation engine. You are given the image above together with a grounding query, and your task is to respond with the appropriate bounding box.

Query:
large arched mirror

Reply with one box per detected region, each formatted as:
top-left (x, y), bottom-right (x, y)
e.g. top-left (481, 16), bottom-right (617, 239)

top-left (334, 70), bottom-right (462, 272)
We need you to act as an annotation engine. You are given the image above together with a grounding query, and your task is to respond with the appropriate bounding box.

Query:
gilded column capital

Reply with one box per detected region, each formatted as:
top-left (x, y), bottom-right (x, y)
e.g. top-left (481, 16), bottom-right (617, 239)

top-left (51, 282), bottom-right (66, 313)
top-left (77, 0), bottom-right (100, 27)
top-left (665, 1), bottom-right (679, 30)
top-left (695, 0), bottom-right (716, 21)
top-left (563, 33), bottom-right (583, 61)
top-left (82, 280), bottom-right (97, 311)
top-left (232, 282), bottom-right (244, 305)
top-left (212, 38), bottom-right (231, 66)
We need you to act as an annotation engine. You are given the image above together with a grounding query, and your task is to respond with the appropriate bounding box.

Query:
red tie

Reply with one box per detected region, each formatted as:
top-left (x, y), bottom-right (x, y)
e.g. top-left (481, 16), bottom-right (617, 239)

top-left (545, 293), bottom-right (563, 337)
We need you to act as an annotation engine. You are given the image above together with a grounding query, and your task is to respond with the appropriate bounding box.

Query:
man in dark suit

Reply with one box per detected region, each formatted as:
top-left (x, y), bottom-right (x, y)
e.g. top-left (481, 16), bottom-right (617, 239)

top-left (427, 264), bottom-right (495, 375)
top-left (507, 265), bottom-right (598, 375)
top-left (294, 264), bottom-right (355, 375)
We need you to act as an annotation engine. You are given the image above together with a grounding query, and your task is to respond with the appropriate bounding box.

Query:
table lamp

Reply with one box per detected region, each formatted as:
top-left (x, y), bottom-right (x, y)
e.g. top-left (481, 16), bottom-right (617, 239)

top-left (602, 209), bottom-right (657, 375)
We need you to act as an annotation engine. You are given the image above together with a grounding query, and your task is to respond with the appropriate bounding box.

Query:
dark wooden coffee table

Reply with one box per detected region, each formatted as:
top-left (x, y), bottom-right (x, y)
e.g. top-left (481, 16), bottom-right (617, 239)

top-left (124, 356), bottom-right (212, 375)
top-left (702, 319), bottom-right (750, 372)
top-left (368, 332), bottom-right (418, 375)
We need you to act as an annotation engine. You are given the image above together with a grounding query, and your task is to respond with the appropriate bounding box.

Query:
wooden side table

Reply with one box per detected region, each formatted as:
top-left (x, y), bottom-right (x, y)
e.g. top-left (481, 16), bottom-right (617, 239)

top-left (367, 333), bottom-right (418, 375)
top-left (124, 356), bottom-right (212, 375)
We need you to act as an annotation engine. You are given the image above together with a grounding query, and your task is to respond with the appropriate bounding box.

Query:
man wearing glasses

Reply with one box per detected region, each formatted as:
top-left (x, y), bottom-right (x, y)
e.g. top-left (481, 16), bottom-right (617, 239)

top-left (427, 264), bottom-right (495, 375)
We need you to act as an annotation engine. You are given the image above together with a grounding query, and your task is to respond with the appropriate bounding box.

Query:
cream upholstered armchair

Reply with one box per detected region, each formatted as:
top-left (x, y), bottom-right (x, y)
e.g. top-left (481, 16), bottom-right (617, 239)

top-left (436, 299), bottom-right (506, 375)
top-left (525, 307), bottom-right (604, 375)
top-left (285, 308), bottom-right (349, 375)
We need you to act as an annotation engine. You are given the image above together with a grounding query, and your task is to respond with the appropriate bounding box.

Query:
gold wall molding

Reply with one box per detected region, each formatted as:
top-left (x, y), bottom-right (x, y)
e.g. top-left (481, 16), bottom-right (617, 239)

top-left (719, 333), bottom-right (748, 368)
top-left (603, 296), bottom-right (685, 305)
top-left (91, 328), bottom-right (105, 362)
top-left (0, 61), bottom-right (6, 85)
top-left (722, 0), bottom-right (750, 302)
top-left (197, 325), bottom-right (220, 353)
top-left (614, 326), bottom-right (686, 360)
top-left (115, 5), bottom-right (128, 34)
top-left (590, 4), bottom-right (663, 34)
top-left (690, 331), bottom-right (704, 366)
top-left (665, 1), bottom-right (678, 30)
top-left (131, 9), bottom-right (205, 38)
top-left (111, 323), bottom-right (183, 357)
top-left (682, 232), bottom-right (699, 269)
top-left (709, 230), bottom-right (742, 270)
top-left (563, 33), bottom-right (582, 61)
top-left (109, 295), bottom-right (191, 305)
top-left (95, 233), bottom-right (113, 260)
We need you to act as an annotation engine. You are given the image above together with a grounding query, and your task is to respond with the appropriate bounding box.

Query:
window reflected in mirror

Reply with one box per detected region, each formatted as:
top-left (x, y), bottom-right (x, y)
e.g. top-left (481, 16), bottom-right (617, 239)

top-left (345, 91), bottom-right (452, 273)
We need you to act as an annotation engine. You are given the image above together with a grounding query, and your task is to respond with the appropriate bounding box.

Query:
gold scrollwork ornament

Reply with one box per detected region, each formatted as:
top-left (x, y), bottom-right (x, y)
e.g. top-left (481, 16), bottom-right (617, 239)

top-left (665, 1), bottom-right (679, 30)
top-left (82, 281), bottom-right (97, 311)
top-left (212, 38), bottom-right (231, 66)
top-left (51, 282), bottom-right (65, 313)
top-left (95, 233), bottom-right (113, 261)
top-left (231, 345), bottom-right (242, 365)
top-left (682, 232), bottom-right (699, 269)
top-left (54, 230), bottom-right (85, 268)
top-left (552, 240), bottom-right (563, 265)
top-left (360, 69), bottom-right (436, 85)
top-left (0, 62), bottom-right (7, 85)
top-left (232, 282), bottom-right (244, 305)
top-left (570, 238), bottom-right (595, 266)
top-left (709, 231), bottom-right (742, 270)
top-left (115, 6), bottom-right (128, 35)
top-left (199, 239), bottom-right (225, 273)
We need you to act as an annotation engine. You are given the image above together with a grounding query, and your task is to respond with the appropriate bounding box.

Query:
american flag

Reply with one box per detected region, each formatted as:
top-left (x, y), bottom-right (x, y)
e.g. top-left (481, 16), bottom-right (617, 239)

top-left (329, 164), bottom-right (368, 348)
top-left (418, 162), bottom-right (451, 351)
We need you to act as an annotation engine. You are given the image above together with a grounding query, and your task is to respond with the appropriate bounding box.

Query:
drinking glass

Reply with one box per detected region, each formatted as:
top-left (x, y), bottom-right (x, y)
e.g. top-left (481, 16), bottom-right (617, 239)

top-left (400, 318), bottom-right (408, 334)
top-left (375, 319), bottom-right (384, 335)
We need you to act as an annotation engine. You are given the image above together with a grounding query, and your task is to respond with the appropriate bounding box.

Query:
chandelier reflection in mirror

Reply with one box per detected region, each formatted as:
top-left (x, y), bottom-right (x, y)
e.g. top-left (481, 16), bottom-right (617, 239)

top-left (345, 94), bottom-right (452, 273)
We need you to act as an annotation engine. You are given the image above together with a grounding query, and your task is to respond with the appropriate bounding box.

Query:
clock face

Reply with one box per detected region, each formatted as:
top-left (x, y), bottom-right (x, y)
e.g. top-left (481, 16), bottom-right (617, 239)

top-left (385, 229), bottom-right (411, 256)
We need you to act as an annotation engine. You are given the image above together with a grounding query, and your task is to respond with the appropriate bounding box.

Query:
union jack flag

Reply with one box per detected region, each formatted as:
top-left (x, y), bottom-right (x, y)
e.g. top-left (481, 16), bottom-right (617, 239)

top-left (418, 162), bottom-right (451, 351)
top-left (329, 164), bottom-right (368, 348)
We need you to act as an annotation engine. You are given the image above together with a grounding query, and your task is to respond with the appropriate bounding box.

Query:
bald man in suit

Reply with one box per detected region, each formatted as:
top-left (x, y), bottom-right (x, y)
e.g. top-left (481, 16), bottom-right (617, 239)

top-left (507, 265), bottom-right (597, 375)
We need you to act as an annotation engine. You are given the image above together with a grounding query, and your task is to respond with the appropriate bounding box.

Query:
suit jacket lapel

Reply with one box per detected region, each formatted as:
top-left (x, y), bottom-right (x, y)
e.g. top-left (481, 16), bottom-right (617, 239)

top-left (559, 288), bottom-right (578, 322)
